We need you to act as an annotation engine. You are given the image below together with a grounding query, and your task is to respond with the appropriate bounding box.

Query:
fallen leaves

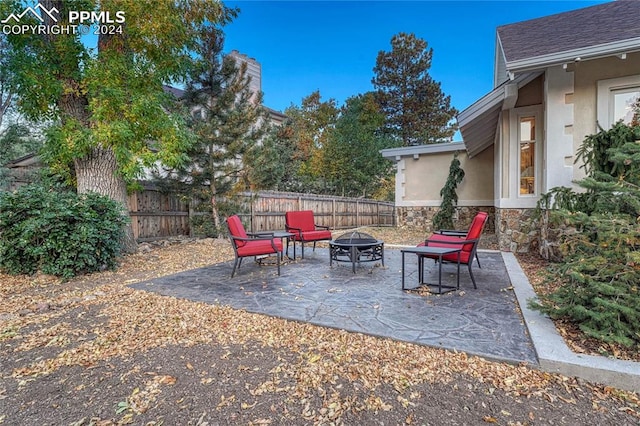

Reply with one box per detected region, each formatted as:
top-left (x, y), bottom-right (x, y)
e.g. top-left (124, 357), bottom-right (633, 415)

top-left (1, 234), bottom-right (638, 425)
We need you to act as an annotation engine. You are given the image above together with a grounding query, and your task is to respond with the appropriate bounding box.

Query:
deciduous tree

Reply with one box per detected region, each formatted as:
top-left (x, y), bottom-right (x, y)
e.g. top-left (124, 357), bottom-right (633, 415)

top-left (372, 32), bottom-right (457, 146)
top-left (0, 34), bottom-right (14, 130)
top-left (1, 0), bottom-right (236, 251)
top-left (283, 91), bottom-right (338, 191)
top-left (322, 92), bottom-right (396, 198)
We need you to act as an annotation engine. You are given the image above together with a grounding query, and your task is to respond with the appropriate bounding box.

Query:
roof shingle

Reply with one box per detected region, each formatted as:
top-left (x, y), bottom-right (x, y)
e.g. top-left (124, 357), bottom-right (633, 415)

top-left (497, 1), bottom-right (640, 64)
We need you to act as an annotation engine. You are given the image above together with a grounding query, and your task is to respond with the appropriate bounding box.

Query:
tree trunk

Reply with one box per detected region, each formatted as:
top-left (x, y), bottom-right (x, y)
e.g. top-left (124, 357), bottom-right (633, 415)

top-left (75, 146), bottom-right (137, 253)
top-left (210, 181), bottom-right (223, 238)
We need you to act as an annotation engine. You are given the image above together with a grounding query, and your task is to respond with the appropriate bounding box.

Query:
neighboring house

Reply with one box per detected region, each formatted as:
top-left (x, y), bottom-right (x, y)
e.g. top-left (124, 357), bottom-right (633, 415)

top-left (2, 152), bottom-right (41, 190)
top-left (167, 50), bottom-right (287, 126)
top-left (382, 1), bottom-right (640, 252)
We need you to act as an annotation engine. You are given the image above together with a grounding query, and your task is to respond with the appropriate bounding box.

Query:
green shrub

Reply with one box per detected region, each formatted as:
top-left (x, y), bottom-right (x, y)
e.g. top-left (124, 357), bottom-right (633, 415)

top-left (531, 212), bottom-right (640, 347)
top-left (0, 183), bottom-right (127, 279)
top-left (530, 123), bottom-right (640, 349)
top-left (433, 152), bottom-right (465, 231)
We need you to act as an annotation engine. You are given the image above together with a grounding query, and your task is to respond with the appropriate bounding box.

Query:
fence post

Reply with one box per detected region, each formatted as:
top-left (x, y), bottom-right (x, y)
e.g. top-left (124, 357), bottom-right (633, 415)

top-left (250, 196), bottom-right (256, 232)
top-left (332, 199), bottom-right (336, 229)
top-left (188, 199), bottom-right (194, 237)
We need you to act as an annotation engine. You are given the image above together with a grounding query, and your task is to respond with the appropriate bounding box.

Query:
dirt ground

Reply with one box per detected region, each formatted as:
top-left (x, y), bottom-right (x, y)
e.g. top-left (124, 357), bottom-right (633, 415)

top-left (1, 228), bottom-right (639, 425)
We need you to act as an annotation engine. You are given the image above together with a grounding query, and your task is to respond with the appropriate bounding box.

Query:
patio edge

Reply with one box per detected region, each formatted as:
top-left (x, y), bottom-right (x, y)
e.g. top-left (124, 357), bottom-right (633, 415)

top-left (502, 252), bottom-right (640, 394)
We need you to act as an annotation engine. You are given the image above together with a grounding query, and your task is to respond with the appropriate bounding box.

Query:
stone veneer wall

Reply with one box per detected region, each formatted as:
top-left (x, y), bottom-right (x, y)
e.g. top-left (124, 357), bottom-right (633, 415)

top-left (396, 206), bottom-right (496, 234)
top-left (396, 206), bottom-right (543, 253)
top-left (495, 208), bottom-right (538, 253)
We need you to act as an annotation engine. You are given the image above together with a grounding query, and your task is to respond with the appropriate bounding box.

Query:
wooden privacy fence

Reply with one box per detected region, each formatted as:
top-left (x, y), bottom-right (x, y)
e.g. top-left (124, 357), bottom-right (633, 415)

top-left (236, 191), bottom-right (395, 233)
top-left (128, 189), bottom-right (395, 241)
top-left (128, 187), bottom-right (190, 241)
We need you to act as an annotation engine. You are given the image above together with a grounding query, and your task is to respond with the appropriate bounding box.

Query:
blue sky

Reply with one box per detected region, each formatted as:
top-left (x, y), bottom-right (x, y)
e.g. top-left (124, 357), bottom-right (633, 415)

top-left (223, 0), bottom-right (609, 115)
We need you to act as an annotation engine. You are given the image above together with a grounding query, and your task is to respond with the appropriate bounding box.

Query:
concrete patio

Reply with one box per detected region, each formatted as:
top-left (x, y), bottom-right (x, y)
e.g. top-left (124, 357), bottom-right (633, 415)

top-left (131, 246), bottom-right (640, 394)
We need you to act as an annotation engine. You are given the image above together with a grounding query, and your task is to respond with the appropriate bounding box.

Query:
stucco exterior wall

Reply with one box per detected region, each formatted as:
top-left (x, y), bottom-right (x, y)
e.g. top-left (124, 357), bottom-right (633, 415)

top-left (545, 65), bottom-right (575, 190)
top-left (573, 52), bottom-right (640, 181)
top-left (391, 53), bottom-right (640, 253)
top-left (398, 148), bottom-right (494, 207)
top-left (497, 77), bottom-right (544, 209)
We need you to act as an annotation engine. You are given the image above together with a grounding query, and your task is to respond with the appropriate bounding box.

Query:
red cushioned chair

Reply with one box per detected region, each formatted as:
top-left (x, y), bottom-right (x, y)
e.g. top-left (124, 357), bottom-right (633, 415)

top-left (285, 210), bottom-right (332, 259)
top-left (226, 215), bottom-right (283, 278)
top-left (417, 211), bottom-right (489, 289)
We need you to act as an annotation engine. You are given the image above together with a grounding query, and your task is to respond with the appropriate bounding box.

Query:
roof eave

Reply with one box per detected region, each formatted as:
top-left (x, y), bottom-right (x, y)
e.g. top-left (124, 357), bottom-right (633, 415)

top-left (380, 142), bottom-right (466, 160)
top-left (457, 72), bottom-right (541, 158)
top-left (458, 85), bottom-right (505, 125)
top-left (505, 37), bottom-right (640, 73)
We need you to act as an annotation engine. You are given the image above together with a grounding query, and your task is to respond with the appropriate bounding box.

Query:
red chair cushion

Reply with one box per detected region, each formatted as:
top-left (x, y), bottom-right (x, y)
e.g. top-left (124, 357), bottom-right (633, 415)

top-left (467, 212), bottom-right (488, 240)
top-left (419, 250), bottom-right (471, 264)
top-left (416, 211), bottom-right (489, 267)
top-left (285, 210), bottom-right (316, 232)
top-left (227, 215), bottom-right (248, 247)
top-left (418, 238), bottom-right (472, 263)
top-left (237, 239), bottom-right (283, 257)
top-left (425, 233), bottom-right (475, 253)
top-left (292, 229), bottom-right (332, 242)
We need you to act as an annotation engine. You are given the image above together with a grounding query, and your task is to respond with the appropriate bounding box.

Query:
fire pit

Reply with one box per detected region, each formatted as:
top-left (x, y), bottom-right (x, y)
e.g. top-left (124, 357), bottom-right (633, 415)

top-left (329, 231), bottom-right (384, 273)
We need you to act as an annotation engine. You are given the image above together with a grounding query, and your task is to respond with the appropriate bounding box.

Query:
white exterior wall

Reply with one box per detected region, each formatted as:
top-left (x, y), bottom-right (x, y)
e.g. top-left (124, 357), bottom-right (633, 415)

top-left (573, 52), bottom-right (640, 183)
top-left (545, 65), bottom-right (576, 190)
top-left (228, 50), bottom-right (262, 105)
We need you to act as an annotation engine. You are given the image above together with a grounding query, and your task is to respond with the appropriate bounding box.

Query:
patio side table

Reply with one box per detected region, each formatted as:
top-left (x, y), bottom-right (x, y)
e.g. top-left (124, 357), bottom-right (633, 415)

top-left (249, 231), bottom-right (294, 261)
top-left (401, 246), bottom-right (462, 294)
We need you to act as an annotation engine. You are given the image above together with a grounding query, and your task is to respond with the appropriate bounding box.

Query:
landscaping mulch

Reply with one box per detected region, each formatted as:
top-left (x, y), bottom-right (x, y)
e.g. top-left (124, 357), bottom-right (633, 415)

top-left (1, 229), bottom-right (638, 425)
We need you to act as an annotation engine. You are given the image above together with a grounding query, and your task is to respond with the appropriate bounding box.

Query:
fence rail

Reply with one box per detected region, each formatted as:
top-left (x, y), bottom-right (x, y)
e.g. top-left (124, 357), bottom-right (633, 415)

top-left (129, 189), bottom-right (395, 241)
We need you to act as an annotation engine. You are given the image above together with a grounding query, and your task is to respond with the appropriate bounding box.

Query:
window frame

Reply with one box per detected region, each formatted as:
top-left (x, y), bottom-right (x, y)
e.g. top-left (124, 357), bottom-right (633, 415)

top-left (597, 75), bottom-right (640, 129)
top-left (509, 105), bottom-right (543, 200)
top-left (518, 116), bottom-right (536, 196)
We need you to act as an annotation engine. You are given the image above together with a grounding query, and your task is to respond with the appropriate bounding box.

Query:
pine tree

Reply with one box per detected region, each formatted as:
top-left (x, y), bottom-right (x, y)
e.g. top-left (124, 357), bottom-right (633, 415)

top-left (372, 32), bottom-right (457, 146)
top-left (244, 124), bottom-right (297, 192)
top-left (156, 27), bottom-right (268, 236)
top-left (432, 153), bottom-right (465, 230)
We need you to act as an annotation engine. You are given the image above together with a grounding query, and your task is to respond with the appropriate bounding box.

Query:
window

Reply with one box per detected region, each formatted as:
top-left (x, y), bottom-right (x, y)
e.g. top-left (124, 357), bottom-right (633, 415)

top-left (597, 75), bottom-right (640, 129)
top-left (612, 88), bottom-right (640, 125)
top-left (519, 117), bottom-right (536, 195)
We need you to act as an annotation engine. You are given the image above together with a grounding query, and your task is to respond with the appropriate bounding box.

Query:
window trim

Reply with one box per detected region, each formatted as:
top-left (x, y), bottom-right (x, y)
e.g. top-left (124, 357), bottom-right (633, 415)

top-left (509, 105), bottom-right (543, 201)
top-left (597, 75), bottom-right (640, 129)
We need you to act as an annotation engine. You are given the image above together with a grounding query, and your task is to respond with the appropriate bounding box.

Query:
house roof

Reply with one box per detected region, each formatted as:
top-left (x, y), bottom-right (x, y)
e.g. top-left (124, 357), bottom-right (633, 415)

top-left (458, 72), bottom-right (541, 158)
top-left (4, 152), bottom-right (40, 168)
top-left (460, 1), bottom-right (640, 157)
top-left (497, 1), bottom-right (640, 73)
top-left (163, 85), bottom-right (185, 99)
